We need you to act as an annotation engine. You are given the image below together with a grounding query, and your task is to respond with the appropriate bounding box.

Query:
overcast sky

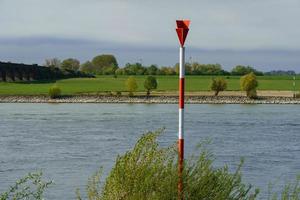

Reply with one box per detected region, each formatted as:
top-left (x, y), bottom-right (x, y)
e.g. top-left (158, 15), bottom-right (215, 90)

top-left (0, 0), bottom-right (299, 71)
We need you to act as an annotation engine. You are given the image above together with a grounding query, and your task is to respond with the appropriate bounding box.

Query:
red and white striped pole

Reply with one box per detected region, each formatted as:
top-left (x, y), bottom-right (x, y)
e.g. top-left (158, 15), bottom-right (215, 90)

top-left (176, 20), bottom-right (190, 200)
top-left (178, 45), bottom-right (185, 200)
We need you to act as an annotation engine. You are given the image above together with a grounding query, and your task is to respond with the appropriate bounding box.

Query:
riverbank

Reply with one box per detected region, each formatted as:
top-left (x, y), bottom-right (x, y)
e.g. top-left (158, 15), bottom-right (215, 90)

top-left (1, 76), bottom-right (299, 96)
top-left (0, 95), bottom-right (300, 104)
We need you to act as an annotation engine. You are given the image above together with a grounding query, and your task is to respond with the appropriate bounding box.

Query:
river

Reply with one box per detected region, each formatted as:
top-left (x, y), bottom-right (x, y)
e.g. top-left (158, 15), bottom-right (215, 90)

top-left (0, 104), bottom-right (300, 199)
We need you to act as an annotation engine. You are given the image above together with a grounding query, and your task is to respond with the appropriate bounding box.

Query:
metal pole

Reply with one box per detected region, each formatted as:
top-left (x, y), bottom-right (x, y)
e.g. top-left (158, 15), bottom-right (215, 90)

top-left (176, 19), bottom-right (190, 200)
top-left (178, 46), bottom-right (185, 200)
top-left (293, 76), bottom-right (296, 98)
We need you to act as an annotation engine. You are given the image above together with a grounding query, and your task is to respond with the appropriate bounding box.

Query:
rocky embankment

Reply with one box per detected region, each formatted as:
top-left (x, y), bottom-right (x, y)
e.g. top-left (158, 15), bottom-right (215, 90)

top-left (0, 95), bottom-right (300, 104)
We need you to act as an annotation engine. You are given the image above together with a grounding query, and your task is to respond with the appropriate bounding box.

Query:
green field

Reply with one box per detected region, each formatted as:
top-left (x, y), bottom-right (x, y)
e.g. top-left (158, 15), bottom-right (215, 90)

top-left (0, 75), bottom-right (299, 95)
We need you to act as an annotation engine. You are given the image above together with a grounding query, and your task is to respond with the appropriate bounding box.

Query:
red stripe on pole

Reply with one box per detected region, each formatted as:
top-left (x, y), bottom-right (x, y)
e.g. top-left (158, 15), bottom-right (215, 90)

top-left (178, 138), bottom-right (184, 200)
top-left (179, 78), bottom-right (185, 109)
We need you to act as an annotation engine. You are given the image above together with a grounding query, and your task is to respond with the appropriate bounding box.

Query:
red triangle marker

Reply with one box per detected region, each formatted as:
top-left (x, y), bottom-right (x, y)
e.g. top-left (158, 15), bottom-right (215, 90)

top-left (176, 20), bottom-right (190, 47)
top-left (176, 20), bottom-right (190, 29)
top-left (176, 28), bottom-right (189, 47)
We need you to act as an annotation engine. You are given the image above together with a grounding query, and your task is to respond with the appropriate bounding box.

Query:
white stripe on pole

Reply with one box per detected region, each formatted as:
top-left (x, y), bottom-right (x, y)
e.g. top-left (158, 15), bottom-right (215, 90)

top-left (179, 46), bottom-right (185, 140)
top-left (179, 108), bottom-right (184, 139)
top-left (179, 47), bottom-right (185, 78)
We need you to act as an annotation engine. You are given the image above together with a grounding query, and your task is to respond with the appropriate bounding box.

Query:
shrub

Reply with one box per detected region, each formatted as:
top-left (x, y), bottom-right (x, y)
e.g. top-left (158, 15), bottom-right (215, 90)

top-left (0, 172), bottom-right (52, 200)
top-left (78, 130), bottom-right (259, 200)
top-left (48, 85), bottom-right (61, 99)
top-left (210, 77), bottom-right (227, 96)
top-left (105, 91), bottom-right (113, 96)
top-left (115, 91), bottom-right (122, 96)
top-left (240, 73), bottom-right (258, 99)
top-left (125, 76), bottom-right (138, 97)
top-left (144, 76), bottom-right (158, 97)
top-left (248, 89), bottom-right (258, 99)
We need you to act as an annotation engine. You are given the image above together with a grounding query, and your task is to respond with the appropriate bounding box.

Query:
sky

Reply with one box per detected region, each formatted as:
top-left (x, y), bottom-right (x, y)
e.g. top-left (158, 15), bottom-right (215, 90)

top-left (0, 0), bottom-right (299, 72)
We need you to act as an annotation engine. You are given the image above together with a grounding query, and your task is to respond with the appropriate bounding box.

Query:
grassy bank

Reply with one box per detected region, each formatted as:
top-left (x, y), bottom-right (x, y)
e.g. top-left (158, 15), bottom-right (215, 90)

top-left (0, 75), bottom-right (299, 96)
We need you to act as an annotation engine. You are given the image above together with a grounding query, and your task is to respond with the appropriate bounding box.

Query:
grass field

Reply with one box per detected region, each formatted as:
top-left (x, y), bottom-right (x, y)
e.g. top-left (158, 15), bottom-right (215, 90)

top-left (0, 75), bottom-right (299, 95)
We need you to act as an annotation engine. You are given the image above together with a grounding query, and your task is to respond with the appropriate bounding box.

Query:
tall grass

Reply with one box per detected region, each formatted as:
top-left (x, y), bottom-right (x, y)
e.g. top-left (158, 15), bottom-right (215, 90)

top-left (0, 172), bottom-right (52, 200)
top-left (78, 130), bottom-right (259, 200)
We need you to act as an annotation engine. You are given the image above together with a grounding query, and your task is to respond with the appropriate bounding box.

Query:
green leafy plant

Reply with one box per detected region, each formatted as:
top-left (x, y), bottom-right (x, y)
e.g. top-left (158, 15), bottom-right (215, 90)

top-left (115, 91), bottom-right (122, 96)
top-left (78, 130), bottom-right (259, 200)
top-left (240, 72), bottom-right (258, 99)
top-left (0, 172), bottom-right (52, 200)
top-left (210, 77), bottom-right (227, 96)
top-left (48, 85), bottom-right (62, 99)
top-left (61, 58), bottom-right (80, 71)
top-left (125, 76), bottom-right (138, 97)
top-left (144, 76), bottom-right (158, 97)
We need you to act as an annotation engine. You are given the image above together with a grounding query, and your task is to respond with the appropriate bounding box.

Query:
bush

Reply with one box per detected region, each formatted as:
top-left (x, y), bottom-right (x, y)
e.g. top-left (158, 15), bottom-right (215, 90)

top-left (210, 77), bottom-right (227, 96)
top-left (248, 89), bottom-right (258, 99)
top-left (105, 91), bottom-right (113, 96)
top-left (125, 76), bottom-right (138, 97)
top-left (144, 76), bottom-right (158, 97)
top-left (78, 130), bottom-right (259, 200)
top-left (48, 85), bottom-right (61, 99)
top-left (0, 172), bottom-right (52, 200)
top-left (115, 91), bottom-right (122, 96)
top-left (240, 73), bottom-right (258, 99)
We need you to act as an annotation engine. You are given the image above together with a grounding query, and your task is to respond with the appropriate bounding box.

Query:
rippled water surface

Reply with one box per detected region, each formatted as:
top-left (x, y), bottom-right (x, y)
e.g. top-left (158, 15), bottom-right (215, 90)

top-left (1, 103), bottom-right (300, 199)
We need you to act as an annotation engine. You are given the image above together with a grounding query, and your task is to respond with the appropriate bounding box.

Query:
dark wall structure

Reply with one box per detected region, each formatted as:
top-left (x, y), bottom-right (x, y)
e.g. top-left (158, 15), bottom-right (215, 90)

top-left (0, 62), bottom-right (94, 82)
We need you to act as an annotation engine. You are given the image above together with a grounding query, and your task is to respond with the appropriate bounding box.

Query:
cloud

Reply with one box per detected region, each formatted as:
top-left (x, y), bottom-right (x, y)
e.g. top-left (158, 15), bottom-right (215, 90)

top-left (0, 36), bottom-right (299, 72)
top-left (0, 0), bottom-right (299, 49)
top-left (0, 0), bottom-right (299, 71)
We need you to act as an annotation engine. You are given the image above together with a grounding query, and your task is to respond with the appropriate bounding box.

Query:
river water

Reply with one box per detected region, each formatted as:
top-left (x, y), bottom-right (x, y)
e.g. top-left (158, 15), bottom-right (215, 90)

top-left (0, 103), bottom-right (300, 199)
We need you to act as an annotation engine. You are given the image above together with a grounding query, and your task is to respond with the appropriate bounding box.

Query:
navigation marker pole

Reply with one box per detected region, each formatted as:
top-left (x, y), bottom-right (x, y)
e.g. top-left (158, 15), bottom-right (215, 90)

top-left (293, 76), bottom-right (296, 98)
top-left (176, 19), bottom-right (190, 200)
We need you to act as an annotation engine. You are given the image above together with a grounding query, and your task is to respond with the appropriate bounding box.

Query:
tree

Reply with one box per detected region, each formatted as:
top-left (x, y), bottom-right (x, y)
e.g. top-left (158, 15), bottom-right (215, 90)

top-left (210, 77), bottom-right (227, 96)
top-left (115, 68), bottom-right (125, 75)
top-left (44, 58), bottom-right (61, 69)
top-left (144, 76), bottom-right (158, 97)
top-left (123, 63), bottom-right (146, 75)
top-left (61, 58), bottom-right (80, 71)
top-left (158, 67), bottom-right (176, 75)
top-left (173, 63), bottom-right (194, 75)
top-left (232, 65), bottom-right (263, 76)
top-left (146, 65), bottom-right (158, 75)
top-left (240, 72), bottom-right (258, 99)
top-left (126, 76), bottom-right (138, 96)
top-left (80, 61), bottom-right (94, 73)
top-left (92, 54), bottom-right (118, 74)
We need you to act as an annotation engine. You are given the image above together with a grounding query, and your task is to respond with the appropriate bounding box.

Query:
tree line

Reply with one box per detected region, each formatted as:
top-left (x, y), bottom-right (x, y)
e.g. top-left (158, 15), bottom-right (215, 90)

top-left (49, 54), bottom-right (297, 77)
top-left (0, 61), bottom-right (93, 82)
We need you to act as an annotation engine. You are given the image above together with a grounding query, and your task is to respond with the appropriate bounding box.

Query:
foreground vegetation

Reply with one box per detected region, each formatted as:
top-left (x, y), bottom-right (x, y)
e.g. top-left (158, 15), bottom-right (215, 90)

top-left (0, 172), bottom-right (52, 200)
top-left (2, 131), bottom-right (300, 199)
top-left (77, 130), bottom-right (259, 200)
top-left (0, 75), bottom-right (299, 96)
